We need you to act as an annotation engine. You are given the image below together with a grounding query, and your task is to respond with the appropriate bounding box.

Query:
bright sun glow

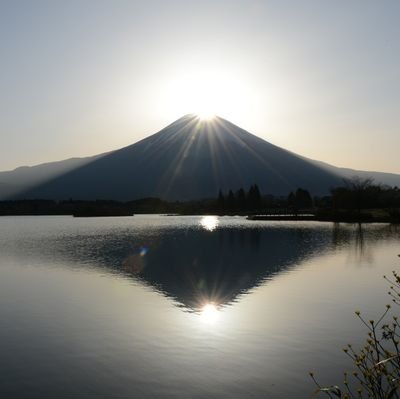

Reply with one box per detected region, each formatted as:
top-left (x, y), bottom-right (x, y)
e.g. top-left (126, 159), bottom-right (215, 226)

top-left (173, 68), bottom-right (224, 117)
top-left (200, 216), bottom-right (219, 231)
top-left (156, 65), bottom-right (262, 122)
top-left (196, 111), bottom-right (216, 121)
top-left (200, 303), bottom-right (219, 324)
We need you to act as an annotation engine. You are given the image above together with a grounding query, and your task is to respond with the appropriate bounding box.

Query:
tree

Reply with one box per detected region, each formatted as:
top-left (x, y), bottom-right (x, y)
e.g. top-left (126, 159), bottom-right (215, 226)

top-left (227, 190), bottom-right (235, 212)
top-left (295, 188), bottom-right (313, 209)
top-left (287, 188), bottom-right (312, 214)
top-left (345, 176), bottom-right (375, 215)
top-left (248, 184), bottom-right (262, 211)
top-left (253, 184), bottom-right (261, 208)
top-left (236, 188), bottom-right (246, 211)
top-left (217, 190), bottom-right (225, 211)
top-left (288, 191), bottom-right (296, 213)
top-left (331, 177), bottom-right (376, 215)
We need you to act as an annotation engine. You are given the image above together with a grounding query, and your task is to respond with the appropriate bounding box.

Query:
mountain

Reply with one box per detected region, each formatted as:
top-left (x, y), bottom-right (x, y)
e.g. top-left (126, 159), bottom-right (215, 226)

top-left (0, 155), bottom-right (104, 199)
top-left (311, 159), bottom-right (400, 188)
top-left (0, 115), bottom-right (399, 200)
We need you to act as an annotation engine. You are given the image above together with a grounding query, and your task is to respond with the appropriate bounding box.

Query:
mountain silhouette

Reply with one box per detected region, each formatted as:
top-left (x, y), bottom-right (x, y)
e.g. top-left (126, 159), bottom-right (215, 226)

top-left (1, 115), bottom-right (399, 200)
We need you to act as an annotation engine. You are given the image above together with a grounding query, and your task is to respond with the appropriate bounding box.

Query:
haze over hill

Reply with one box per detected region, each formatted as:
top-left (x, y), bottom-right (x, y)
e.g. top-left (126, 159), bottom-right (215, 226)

top-left (1, 115), bottom-right (399, 201)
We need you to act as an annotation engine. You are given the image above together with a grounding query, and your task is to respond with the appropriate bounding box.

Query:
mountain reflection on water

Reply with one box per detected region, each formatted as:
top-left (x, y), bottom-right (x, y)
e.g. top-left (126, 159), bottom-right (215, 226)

top-left (45, 218), bottom-right (400, 312)
top-left (1, 216), bottom-right (400, 399)
top-left (124, 227), bottom-right (329, 311)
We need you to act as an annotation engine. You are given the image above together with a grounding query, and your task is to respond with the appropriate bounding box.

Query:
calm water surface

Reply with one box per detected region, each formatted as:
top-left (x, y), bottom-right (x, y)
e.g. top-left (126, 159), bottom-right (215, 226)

top-left (0, 215), bottom-right (399, 398)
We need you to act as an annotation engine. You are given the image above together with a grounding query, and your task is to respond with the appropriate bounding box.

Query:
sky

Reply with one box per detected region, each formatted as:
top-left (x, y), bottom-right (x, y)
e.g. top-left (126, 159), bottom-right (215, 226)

top-left (1, 0), bottom-right (399, 173)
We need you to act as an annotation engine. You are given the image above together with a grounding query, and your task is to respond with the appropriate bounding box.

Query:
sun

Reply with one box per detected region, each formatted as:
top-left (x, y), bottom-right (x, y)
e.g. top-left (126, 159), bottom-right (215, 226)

top-left (196, 111), bottom-right (216, 121)
top-left (157, 65), bottom-right (251, 122)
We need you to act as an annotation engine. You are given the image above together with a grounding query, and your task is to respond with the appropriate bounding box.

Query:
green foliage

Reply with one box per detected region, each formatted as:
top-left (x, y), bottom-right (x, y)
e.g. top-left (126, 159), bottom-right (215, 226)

top-left (311, 270), bottom-right (400, 399)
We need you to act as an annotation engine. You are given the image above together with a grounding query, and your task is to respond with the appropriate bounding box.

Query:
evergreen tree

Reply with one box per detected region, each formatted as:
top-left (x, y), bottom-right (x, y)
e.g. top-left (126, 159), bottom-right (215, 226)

top-left (247, 184), bottom-right (262, 211)
top-left (248, 185), bottom-right (255, 210)
top-left (217, 190), bottom-right (225, 211)
top-left (287, 191), bottom-right (296, 213)
top-left (287, 191), bottom-right (295, 205)
top-left (236, 188), bottom-right (246, 211)
top-left (253, 184), bottom-right (261, 209)
top-left (295, 188), bottom-right (312, 209)
top-left (227, 190), bottom-right (235, 212)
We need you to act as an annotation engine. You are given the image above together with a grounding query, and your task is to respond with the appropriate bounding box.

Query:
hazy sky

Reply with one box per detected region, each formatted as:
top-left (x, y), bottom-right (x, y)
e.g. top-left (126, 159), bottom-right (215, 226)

top-left (1, 0), bottom-right (399, 173)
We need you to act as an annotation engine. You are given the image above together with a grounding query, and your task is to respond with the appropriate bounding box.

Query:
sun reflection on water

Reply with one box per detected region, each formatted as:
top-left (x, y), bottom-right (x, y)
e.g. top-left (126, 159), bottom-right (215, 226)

top-left (200, 303), bottom-right (220, 324)
top-left (199, 216), bottom-right (219, 232)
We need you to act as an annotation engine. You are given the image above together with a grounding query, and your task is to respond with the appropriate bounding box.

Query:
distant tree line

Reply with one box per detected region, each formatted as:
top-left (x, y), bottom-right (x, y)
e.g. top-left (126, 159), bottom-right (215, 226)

top-left (216, 185), bottom-right (314, 214)
top-left (0, 177), bottom-right (398, 221)
top-left (287, 188), bottom-right (313, 212)
top-left (217, 184), bottom-right (262, 213)
top-left (317, 177), bottom-right (400, 221)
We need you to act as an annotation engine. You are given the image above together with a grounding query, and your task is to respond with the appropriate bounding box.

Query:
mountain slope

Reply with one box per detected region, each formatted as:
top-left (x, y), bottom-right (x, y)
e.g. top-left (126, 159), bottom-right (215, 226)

top-left (311, 159), bottom-right (400, 188)
top-left (0, 155), bottom-right (104, 199)
top-left (1, 115), bottom-right (399, 200)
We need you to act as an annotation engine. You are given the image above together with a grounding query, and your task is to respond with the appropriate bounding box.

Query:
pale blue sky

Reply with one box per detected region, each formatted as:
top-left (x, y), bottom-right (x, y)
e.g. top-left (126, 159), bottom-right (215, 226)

top-left (1, 0), bottom-right (399, 173)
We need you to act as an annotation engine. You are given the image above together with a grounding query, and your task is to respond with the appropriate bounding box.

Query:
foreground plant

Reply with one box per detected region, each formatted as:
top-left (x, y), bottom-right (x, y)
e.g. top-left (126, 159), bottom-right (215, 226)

top-left (311, 270), bottom-right (400, 399)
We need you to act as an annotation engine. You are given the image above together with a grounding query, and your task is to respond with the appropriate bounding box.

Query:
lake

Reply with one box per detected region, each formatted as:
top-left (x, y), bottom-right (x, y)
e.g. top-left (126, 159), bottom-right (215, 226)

top-left (0, 215), bottom-right (399, 398)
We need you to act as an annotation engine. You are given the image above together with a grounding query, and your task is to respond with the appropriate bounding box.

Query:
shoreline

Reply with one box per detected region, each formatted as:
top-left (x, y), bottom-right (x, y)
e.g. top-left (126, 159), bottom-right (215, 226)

top-left (0, 212), bottom-right (398, 224)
